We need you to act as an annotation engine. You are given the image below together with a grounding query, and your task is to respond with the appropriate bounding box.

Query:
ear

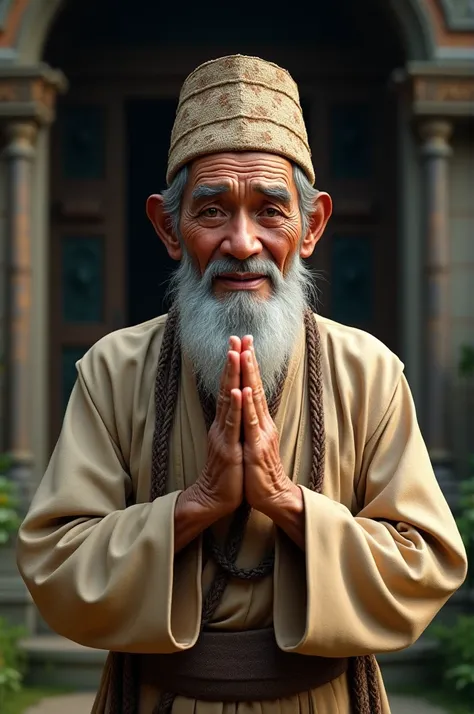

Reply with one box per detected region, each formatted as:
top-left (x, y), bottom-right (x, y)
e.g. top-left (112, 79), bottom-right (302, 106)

top-left (146, 194), bottom-right (182, 261)
top-left (299, 192), bottom-right (333, 259)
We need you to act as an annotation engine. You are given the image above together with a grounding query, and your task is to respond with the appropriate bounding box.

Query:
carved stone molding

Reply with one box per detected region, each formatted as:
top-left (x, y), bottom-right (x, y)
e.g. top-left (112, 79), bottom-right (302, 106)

top-left (393, 63), bottom-right (474, 117)
top-left (0, 64), bottom-right (67, 126)
top-left (440, 0), bottom-right (474, 31)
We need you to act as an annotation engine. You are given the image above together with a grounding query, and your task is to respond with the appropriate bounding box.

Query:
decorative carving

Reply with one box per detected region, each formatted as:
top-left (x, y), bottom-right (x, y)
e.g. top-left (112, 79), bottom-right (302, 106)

top-left (419, 119), bottom-right (453, 160)
top-left (2, 121), bottom-right (37, 160)
top-left (0, 66), bottom-right (67, 127)
top-left (414, 77), bottom-right (474, 103)
top-left (419, 119), bottom-right (453, 142)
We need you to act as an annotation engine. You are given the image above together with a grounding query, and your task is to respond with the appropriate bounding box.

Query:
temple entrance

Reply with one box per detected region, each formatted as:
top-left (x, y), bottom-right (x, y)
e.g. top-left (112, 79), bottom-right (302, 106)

top-left (45, 0), bottom-right (404, 446)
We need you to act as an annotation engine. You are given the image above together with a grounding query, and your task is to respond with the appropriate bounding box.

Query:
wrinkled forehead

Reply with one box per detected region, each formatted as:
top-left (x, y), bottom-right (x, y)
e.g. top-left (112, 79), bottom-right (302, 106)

top-left (185, 152), bottom-right (297, 200)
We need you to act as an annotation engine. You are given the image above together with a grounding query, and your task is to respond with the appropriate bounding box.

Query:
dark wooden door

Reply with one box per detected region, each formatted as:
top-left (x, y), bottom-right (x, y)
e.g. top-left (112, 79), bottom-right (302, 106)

top-left (306, 80), bottom-right (398, 353)
top-left (49, 87), bottom-right (126, 446)
top-left (126, 99), bottom-right (179, 325)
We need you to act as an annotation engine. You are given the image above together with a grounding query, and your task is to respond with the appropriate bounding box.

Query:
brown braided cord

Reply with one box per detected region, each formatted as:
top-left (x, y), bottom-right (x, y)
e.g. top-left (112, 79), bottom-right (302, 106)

top-left (105, 307), bottom-right (382, 714)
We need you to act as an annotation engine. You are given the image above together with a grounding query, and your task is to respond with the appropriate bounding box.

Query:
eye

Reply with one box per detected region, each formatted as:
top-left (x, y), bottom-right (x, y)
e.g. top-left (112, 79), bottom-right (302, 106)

top-left (261, 207), bottom-right (283, 217)
top-left (200, 207), bottom-right (220, 217)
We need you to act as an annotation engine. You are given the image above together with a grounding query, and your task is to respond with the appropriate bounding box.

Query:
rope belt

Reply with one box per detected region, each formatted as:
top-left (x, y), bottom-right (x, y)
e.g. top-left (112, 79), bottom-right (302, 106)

top-left (142, 628), bottom-right (349, 702)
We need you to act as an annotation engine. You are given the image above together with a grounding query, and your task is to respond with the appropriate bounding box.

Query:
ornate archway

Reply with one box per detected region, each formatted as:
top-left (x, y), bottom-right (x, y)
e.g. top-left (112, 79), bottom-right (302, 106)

top-left (4, 0), bottom-right (438, 64)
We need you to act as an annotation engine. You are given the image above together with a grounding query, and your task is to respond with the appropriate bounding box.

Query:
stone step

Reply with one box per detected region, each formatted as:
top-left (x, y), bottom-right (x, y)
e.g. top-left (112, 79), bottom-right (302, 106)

top-left (21, 635), bottom-right (107, 690)
top-left (21, 633), bottom-right (438, 693)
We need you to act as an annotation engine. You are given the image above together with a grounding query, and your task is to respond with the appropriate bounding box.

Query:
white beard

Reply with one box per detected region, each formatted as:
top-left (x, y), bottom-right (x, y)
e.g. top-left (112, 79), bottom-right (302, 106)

top-left (168, 250), bottom-right (315, 401)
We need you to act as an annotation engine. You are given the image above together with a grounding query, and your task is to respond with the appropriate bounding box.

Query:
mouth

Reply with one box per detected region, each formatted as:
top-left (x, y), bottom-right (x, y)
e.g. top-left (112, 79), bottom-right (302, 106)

top-left (215, 273), bottom-right (268, 290)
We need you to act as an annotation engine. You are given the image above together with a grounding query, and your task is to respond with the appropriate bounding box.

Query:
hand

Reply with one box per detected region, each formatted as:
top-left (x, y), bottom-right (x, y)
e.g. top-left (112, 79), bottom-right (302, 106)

top-left (191, 337), bottom-right (244, 518)
top-left (240, 337), bottom-right (294, 514)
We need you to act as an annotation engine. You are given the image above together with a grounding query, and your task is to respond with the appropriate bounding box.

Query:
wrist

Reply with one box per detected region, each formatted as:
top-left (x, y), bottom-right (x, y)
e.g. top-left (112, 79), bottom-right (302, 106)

top-left (174, 484), bottom-right (228, 553)
top-left (257, 481), bottom-right (304, 522)
top-left (177, 483), bottom-right (231, 524)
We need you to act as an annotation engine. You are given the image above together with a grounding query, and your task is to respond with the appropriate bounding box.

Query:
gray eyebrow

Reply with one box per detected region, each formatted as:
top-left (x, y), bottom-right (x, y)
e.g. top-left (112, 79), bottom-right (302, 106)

top-left (191, 184), bottom-right (230, 200)
top-left (254, 184), bottom-right (292, 205)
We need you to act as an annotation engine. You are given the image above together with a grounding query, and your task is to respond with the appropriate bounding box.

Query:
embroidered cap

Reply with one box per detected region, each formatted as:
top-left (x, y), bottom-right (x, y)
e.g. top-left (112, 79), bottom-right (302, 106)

top-left (166, 54), bottom-right (314, 185)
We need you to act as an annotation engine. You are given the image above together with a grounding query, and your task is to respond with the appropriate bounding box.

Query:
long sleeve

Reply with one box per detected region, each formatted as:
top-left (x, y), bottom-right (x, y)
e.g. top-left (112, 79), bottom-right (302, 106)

top-left (16, 354), bottom-right (202, 654)
top-left (274, 373), bottom-right (467, 657)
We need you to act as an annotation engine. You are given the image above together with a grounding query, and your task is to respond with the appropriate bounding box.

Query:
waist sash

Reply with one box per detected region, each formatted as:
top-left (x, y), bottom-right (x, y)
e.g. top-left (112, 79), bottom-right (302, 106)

top-left (142, 628), bottom-right (349, 702)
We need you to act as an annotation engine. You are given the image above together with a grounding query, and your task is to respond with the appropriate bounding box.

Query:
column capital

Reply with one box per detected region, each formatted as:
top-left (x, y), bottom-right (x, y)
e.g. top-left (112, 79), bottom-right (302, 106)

top-left (2, 120), bottom-right (38, 160)
top-left (0, 63), bottom-right (67, 128)
top-left (418, 119), bottom-right (453, 159)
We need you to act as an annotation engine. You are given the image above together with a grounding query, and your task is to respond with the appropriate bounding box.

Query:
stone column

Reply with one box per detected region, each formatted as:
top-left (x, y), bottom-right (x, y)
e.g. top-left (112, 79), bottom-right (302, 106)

top-left (418, 120), bottom-right (454, 494)
top-left (2, 121), bottom-right (38, 511)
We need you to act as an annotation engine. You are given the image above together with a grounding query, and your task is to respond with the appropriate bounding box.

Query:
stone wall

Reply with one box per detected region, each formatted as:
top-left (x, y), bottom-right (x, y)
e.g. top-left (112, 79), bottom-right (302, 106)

top-left (449, 126), bottom-right (474, 481)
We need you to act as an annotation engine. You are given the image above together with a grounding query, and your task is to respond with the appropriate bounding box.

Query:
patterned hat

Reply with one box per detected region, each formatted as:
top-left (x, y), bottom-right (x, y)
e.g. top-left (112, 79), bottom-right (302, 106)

top-left (166, 55), bottom-right (314, 185)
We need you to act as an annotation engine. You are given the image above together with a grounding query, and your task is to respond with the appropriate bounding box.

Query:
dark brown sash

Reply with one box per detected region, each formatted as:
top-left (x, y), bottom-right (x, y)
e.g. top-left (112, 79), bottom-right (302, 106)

top-left (141, 628), bottom-right (348, 702)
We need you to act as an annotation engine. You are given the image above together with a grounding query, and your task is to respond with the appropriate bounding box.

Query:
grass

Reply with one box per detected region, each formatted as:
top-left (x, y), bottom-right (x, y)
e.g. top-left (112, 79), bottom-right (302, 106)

top-left (3, 687), bottom-right (71, 714)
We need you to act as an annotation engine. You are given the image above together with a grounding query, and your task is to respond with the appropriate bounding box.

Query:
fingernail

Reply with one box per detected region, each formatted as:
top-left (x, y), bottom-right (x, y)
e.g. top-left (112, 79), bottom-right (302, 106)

top-left (247, 353), bottom-right (252, 364)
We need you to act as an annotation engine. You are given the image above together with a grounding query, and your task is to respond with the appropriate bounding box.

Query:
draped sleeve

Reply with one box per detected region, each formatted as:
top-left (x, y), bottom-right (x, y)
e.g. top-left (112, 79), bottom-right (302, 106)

top-left (274, 362), bottom-right (467, 657)
top-left (16, 327), bottom-right (202, 654)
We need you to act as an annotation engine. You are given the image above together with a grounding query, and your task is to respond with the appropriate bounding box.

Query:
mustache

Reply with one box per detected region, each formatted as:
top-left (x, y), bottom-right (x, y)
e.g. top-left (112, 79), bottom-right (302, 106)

top-left (200, 257), bottom-right (283, 292)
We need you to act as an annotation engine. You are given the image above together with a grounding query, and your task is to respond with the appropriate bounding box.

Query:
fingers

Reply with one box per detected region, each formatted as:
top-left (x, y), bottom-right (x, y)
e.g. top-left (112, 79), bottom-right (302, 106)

top-left (217, 350), bottom-right (240, 429)
top-left (241, 347), bottom-right (269, 423)
top-left (229, 336), bottom-right (242, 353)
top-left (241, 335), bottom-right (253, 353)
top-left (242, 387), bottom-right (260, 443)
top-left (224, 388), bottom-right (242, 443)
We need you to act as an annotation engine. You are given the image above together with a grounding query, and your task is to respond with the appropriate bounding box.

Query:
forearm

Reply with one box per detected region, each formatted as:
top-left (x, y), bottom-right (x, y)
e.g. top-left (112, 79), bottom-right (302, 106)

top-left (259, 482), bottom-right (306, 550)
top-left (174, 484), bottom-right (225, 553)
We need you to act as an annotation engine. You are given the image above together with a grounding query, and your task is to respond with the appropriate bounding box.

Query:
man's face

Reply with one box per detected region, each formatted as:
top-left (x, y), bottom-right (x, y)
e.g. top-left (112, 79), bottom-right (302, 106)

top-left (178, 152), bottom-right (303, 300)
top-left (146, 151), bottom-right (331, 398)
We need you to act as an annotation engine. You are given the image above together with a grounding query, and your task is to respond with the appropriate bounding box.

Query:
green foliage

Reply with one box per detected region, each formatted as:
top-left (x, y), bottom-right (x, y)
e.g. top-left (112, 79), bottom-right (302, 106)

top-left (0, 455), bottom-right (21, 546)
top-left (431, 616), bottom-right (474, 699)
top-left (0, 618), bottom-right (26, 710)
top-left (429, 344), bottom-right (474, 701)
top-left (0, 457), bottom-right (25, 707)
top-left (459, 344), bottom-right (474, 380)
top-left (3, 688), bottom-right (74, 714)
top-left (456, 465), bottom-right (474, 549)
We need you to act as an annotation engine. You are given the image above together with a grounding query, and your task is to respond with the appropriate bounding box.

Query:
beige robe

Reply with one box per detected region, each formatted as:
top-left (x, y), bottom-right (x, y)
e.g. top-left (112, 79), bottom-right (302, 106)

top-left (16, 314), bottom-right (467, 714)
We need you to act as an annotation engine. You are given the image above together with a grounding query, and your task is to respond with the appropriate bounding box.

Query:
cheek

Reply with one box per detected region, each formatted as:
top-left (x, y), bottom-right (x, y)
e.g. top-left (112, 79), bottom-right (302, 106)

top-left (180, 217), bottom-right (218, 272)
top-left (269, 220), bottom-right (301, 269)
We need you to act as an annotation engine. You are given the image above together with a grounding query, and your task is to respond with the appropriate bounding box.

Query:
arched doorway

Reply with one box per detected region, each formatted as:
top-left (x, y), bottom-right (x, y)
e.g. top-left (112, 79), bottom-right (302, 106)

top-left (43, 0), bottom-right (407, 444)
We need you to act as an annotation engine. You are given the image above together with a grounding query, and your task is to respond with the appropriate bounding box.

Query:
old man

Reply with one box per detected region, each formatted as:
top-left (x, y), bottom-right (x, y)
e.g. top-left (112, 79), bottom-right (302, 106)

top-left (17, 55), bottom-right (467, 714)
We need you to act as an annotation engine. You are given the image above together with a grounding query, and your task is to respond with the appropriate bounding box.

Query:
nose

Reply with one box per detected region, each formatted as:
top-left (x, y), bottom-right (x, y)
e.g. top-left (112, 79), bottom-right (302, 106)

top-left (220, 211), bottom-right (262, 261)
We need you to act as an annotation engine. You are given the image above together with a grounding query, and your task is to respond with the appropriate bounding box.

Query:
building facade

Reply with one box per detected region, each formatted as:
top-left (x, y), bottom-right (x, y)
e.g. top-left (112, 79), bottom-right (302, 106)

top-left (0, 0), bottom-right (473, 687)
